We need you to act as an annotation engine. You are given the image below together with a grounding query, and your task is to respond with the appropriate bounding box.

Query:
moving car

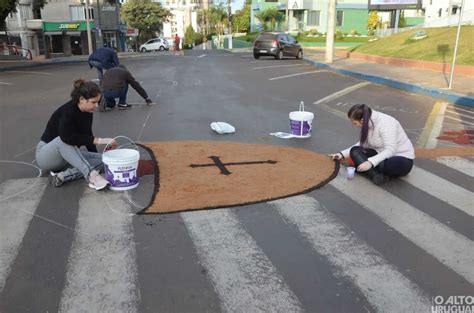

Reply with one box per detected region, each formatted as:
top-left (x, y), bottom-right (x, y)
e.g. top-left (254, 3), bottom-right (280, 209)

top-left (253, 32), bottom-right (303, 60)
top-left (139, 38), bottom-right (169, 52)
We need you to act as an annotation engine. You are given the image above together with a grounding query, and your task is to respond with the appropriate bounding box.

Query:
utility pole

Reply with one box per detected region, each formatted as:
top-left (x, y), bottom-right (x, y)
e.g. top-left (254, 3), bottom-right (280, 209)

top-left (227, 0), bottom-right (232, 49)
top-left (286, 0), bottom-right (289, 31)
top-left (325, 0), bottom-right (336, 63)
top-left (449, 0), bottom-right (465, 89)
top-left (84, 0), bottom-right (93, 54)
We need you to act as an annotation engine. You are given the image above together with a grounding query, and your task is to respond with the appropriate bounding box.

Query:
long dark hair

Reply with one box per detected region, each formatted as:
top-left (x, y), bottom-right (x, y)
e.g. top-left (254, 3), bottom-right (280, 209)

top-left (71, 79), bottom-right (101, 104)
top-left (347, 104), bottom-right (373, 145)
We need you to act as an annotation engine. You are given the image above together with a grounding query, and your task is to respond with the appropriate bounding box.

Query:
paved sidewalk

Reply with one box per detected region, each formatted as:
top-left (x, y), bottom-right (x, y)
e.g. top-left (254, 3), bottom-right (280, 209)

top-left (303, 48), bottom-right (474, 107)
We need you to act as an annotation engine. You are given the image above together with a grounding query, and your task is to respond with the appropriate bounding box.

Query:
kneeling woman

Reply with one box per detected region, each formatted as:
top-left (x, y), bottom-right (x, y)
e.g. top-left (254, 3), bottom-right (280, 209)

top-left (36, 79), bottom-right (116, 190)
top-left (330, 104), bottom-right (415, 185)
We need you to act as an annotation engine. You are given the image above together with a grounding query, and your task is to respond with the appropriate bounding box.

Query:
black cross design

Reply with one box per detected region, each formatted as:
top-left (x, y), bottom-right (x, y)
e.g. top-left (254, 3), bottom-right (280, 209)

top-left (190, 156), bottom-right (277, 175)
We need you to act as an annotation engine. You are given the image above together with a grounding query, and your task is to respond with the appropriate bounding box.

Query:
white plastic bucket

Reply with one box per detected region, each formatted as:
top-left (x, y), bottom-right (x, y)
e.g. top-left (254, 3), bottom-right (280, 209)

top-left (102, 148), bottom-right (140, 191)
top-left (289, 101), bottom-right (314, 138)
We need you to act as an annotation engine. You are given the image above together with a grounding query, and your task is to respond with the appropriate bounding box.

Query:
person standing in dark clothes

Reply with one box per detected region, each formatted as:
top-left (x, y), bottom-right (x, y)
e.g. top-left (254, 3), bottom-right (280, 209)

top-left (88, 47), bottom-right (119, 80)
top-left (36, 79), bottom-right (117, 190)
top-left (100, 64), bottom-right (153, 110)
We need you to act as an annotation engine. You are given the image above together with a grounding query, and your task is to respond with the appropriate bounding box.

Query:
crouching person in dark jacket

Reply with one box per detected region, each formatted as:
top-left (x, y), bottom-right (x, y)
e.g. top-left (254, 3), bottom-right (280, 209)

top-left (88, 47), bottom-right (119, 80)
top-left (100, 64), bottom-right (153, 110)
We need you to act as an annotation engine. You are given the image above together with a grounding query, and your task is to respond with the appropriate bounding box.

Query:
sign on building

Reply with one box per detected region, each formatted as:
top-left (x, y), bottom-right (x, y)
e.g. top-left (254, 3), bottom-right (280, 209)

top-left (288, 0), bottom-right (303, 10)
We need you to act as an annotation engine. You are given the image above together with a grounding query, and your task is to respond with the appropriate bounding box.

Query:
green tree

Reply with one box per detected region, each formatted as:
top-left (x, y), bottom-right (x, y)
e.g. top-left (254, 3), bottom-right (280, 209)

top-left (121, 0), bottom-right (171, 43)
top-left (1, 0), bottom-right (46, 32)
top-left (255, 7), bottom-right (284, 31)
top-left (367, 11), bottom-right (379, 35)
top-left (232, 3), bottom-right (250, 33)
top-left (198, 4), bottom-right (227, 36)
top-left (184, 24), bottom-right (195, 48)
top-left (398, 10), bottom-right (407, 28)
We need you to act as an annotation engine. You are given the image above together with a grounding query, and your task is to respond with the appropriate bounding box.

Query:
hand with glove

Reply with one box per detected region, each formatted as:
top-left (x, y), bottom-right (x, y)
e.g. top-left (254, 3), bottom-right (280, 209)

top-left (357, 161), bottom-right (373, 172)
top-left (145, 98), bottom-right (153, 105)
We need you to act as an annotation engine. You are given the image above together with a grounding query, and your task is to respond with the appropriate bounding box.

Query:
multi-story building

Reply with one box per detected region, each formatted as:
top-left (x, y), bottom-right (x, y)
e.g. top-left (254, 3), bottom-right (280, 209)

top-left (2, 0), bottom-right (124, 58)
top-left (158, 0), bottom-right (210, 40)
top-left (250, 0), bottom-right (370, 35)
top-left (1, 0), bottom-right (42, 56)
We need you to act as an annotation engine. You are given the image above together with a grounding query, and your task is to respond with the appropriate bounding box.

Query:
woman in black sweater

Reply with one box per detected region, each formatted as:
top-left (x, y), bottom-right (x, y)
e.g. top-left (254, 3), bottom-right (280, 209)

top-left (36, 79), bottom-right (116, 190)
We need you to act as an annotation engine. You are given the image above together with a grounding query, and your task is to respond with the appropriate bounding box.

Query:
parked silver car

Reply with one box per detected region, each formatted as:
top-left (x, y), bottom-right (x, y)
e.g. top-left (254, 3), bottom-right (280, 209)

top-left (139, 38), bottom-right (170, 52)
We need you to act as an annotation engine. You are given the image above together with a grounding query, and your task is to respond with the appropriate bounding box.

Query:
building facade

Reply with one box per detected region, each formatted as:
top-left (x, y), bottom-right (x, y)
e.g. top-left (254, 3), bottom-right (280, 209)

top-left (159, 0), bottom-right (208, 39)
top-left (250, 0), bottom-right (369, 35)
top-left (2, 0), bottom-right (124, 58)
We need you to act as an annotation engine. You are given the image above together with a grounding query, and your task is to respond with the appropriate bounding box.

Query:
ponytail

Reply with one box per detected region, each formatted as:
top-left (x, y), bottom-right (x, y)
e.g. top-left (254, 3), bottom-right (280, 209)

top-left (347, 104), bottom-right (373, 145)
top-left (71, 79), bottom-right (101, 105)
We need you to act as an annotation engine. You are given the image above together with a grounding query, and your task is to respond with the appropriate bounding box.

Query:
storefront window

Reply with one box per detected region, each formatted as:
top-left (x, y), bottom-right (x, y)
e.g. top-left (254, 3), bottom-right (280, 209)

top-left (103, 32), bottom-right (117, 49)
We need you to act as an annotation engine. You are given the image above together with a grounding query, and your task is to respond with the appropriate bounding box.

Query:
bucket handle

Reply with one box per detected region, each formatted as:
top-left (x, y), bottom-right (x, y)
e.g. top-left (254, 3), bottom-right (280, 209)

top-left (103, 135), bottom-right (140, 154)
top-left (299, 101), bottom-right (305, 112)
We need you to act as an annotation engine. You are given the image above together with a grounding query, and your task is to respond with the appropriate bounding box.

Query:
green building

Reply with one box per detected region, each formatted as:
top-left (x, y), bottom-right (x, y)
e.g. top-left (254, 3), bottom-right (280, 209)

top-left (250, 0), bottom-right (370, 35)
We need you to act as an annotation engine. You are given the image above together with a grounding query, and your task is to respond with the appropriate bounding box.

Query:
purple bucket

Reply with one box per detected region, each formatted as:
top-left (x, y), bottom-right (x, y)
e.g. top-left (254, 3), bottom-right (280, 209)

top-left (102, 148), bottom-right (140, 191)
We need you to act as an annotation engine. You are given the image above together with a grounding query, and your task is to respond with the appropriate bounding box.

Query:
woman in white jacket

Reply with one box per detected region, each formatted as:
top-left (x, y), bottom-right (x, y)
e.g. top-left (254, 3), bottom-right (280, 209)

top-left (330, 104), bottom-right (415, 185)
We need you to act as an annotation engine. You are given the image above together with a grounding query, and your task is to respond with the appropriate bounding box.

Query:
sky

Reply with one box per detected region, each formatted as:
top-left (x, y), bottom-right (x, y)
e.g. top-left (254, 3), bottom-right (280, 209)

top-left (232, 0), bottom-right (246, 13)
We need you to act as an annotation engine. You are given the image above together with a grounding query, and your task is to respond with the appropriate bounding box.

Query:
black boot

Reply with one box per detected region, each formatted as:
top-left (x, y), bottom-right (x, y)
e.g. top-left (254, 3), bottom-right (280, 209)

top-left (350, 147), bottom-right (386, 186)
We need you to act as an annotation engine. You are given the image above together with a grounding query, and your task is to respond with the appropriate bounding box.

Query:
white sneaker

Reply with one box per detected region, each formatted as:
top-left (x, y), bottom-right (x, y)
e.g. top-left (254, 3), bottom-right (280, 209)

top-left (88, 170), bottom-right (109, 190)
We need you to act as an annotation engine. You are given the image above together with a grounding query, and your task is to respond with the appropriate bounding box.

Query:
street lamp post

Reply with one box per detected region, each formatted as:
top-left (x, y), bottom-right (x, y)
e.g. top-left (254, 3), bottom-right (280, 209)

top-left (448, 0), bottom-right (465, 90)
top-left (84, 0), bottom-right (93, 54)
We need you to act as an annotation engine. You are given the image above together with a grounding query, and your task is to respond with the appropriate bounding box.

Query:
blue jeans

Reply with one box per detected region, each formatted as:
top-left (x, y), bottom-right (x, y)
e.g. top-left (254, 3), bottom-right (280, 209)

top-left (103, 83), bottom-right (129, 108)
top-left (36, 137), bottom-right (103, 183)
top-left (88, 60), bottom-right (105, 80)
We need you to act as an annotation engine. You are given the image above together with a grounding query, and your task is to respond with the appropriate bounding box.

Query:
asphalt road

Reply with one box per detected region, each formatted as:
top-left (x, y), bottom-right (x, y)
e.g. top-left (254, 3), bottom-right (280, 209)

top-left (0, 50), bottom-right (473, 313)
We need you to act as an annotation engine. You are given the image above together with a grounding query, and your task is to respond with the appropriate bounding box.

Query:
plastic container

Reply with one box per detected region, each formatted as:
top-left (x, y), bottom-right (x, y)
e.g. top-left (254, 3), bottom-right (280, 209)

top-left (289, 101), bottom-right (314, 138)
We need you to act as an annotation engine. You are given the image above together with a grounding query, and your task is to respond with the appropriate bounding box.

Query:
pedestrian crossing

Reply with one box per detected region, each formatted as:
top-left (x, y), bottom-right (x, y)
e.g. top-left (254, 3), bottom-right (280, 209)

top-left (0, 157), bottom-right (473, 312)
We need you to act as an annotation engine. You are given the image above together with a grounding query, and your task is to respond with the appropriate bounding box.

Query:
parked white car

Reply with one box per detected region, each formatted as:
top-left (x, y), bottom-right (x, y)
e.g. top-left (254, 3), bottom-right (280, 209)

top-left (139, 38), bottom-right (169, 52)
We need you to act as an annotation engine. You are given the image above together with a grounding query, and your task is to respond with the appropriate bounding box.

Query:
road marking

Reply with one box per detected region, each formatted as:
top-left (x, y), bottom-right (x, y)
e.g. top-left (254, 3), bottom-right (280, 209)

top-left (182, 210), bottom-right (303, 313)
top-left (313, 82), bottom-right (371, 105)
top-left (444, 115), bottom-right (474, 126)
top-left (198, 54), bottom-right (207, 58)
top-left (447, 105), bottom-right (474, 114)
top-left (268, 70), bottom-right (325, 81)
top-left (273, 195), bottom-right (430, 313)
top-left (59, 189), bottom-right (139, 312)
top-left (0, 81), bottom-right (12, 85)
top-left (253, 64), bottom-right (307, 69)
top-left (9, 70), bottom-right (52, 75)
top-left (0, 178), bottom-right (48, 291)
top-left (330, 173), bottom-right (474, 284)
top-left (401, 166), bottom-right (474, 216)
top-left (416, 101), bottom-right (447, 148)
top-left (436, 156), bottom-right (474, 177)
top-left (446, 109), bottom-right (474, 120)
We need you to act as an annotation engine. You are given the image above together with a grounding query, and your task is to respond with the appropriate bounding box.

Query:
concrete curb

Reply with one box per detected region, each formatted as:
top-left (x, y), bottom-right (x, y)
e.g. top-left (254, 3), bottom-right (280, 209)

top-left (304, 57), bottom-right (474, 108)
top-left (0, 53), bottom-right (156, 72)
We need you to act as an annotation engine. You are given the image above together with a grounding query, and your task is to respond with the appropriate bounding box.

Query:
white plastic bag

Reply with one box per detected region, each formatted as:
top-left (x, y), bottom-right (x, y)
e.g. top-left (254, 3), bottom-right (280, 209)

top-left (210, 122), bottom-right (236, 134)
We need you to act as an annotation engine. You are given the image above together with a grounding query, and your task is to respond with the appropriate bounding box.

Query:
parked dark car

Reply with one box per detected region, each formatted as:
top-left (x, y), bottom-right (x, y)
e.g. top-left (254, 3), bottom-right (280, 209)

top-left (253, 32), bottom-right (303, 60)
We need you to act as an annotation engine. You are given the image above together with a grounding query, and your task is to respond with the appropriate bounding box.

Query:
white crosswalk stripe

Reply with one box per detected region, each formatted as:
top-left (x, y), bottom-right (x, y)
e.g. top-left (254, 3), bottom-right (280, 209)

top-left (272, 195), bottom-right (431, 313)
top-left (401, 166), bottom-right (473, 216)
top-left (58, 189), bottom-right (139, 313)
top-left (181, 209), bottom-right (303, 313)
top-left (1, 155), bottom-right (473, 311)
top-left (436, 156), bottom-right (474, 177)
top-left (0, 178), bottom-right (48, 292)
top-left (330, 172), bottom-right (474, 284)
